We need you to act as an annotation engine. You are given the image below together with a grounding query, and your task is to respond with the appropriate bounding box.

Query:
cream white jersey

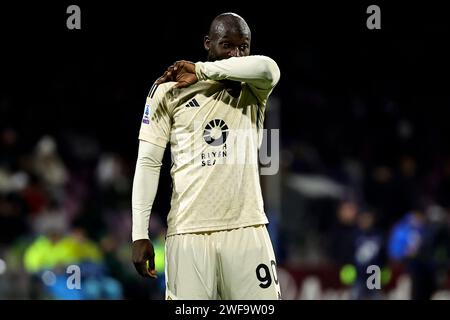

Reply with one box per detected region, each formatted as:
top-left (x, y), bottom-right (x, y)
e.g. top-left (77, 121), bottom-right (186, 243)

top-left (138, 56), bottom-right (280, 236)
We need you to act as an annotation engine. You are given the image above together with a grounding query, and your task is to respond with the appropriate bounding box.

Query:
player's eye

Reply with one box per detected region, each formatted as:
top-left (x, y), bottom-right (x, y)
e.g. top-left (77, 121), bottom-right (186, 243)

top-left (222, 43), bottom-right (230, 49)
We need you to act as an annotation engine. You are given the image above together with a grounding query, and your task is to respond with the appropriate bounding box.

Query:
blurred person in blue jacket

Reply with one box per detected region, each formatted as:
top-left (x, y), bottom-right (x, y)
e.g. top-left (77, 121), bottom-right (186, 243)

top-left (388, 203), bottom-right (437, 300)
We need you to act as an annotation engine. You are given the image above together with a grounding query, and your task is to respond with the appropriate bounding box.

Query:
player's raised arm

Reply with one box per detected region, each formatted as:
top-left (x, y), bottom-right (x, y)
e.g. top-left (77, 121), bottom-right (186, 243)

top-left (195, 55), bottom-right (280, 90)
top-left (155, 56), bottom-right (280, 103)
top-left (196, 55), bottom-right (280, 102)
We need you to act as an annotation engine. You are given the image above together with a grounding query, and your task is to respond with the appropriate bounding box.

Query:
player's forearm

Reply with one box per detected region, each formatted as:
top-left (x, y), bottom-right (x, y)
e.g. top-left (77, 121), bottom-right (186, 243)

top-left (195, 55), bottom-right (280, 90)
top-left (131, 140), bottom-right (165, 242)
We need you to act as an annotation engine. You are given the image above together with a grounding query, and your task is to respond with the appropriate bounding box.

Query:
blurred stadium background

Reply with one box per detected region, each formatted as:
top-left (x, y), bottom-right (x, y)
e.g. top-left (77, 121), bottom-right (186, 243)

top-left (1, 2), bottom-right (450, 299)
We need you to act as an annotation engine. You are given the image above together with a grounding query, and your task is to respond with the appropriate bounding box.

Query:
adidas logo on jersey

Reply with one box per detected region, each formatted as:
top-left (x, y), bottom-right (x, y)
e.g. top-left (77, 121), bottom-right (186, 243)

top-left (185, 98), bottom-right (200, 108)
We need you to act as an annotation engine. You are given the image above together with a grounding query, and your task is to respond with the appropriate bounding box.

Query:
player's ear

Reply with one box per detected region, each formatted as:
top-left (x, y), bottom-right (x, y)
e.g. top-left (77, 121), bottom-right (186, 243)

top-left (204, 36), bottom-right (210, 51)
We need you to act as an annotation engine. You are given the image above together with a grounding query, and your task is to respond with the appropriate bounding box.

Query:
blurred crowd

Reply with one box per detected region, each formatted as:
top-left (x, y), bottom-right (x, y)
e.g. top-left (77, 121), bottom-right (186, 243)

top-left (0, 128), bottom-right (166, 299)
top-left (2, 102), bottom-right (450, 299)
top-left (276, 90), bottom-right (450, 299)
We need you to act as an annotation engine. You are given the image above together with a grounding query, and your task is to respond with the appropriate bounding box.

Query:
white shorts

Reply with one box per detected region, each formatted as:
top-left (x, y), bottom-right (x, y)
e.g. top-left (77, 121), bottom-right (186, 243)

top-left (164, 225), bottom-right (281, 300)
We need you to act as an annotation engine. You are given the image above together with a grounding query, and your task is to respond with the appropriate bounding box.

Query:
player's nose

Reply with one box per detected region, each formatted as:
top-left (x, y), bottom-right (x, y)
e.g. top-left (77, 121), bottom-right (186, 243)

top-left (228, 47), bottom-right (241, 57)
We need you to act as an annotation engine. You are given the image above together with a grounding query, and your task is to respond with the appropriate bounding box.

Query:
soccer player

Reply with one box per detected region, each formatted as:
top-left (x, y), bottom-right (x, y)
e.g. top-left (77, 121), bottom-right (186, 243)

top-left (131, 12), bottom-right (281, 299)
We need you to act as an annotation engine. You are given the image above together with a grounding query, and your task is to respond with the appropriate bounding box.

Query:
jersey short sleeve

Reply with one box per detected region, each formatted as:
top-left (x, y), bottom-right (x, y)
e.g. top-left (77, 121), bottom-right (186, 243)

top-left (138, 83), bottom-right (173, 148)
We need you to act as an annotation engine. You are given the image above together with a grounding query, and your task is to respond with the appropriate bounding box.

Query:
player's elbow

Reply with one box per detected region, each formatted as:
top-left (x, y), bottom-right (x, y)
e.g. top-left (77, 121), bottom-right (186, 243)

top-left (256, 56), bottom-right (281, 89)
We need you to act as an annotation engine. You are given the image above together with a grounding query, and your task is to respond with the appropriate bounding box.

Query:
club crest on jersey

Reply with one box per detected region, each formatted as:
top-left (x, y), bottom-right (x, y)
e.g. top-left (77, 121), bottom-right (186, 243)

top-left (203, 119), bottom-right (228, 146)
top-left (142, 104), bottom-right (150, 124)
top-left (201, 119), bottom-right (229, 167)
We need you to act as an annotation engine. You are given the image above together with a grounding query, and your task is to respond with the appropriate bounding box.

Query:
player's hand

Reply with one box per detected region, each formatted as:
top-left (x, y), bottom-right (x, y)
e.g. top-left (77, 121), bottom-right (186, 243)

top-left (156, 60), bottom-right (198, 88)
top-left (132, 239), bottom-right (158, 279)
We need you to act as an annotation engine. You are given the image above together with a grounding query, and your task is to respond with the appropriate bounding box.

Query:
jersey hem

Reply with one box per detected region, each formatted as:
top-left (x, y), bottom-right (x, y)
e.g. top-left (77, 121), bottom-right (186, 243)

top-left (165, 218), bottom-right (269, 237)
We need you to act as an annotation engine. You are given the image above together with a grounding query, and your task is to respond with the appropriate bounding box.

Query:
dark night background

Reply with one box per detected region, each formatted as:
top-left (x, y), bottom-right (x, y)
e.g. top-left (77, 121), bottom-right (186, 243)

top-left (2, 2), bottom-right (450, 159)
top-left (1, 1), bottom-right (450, 299)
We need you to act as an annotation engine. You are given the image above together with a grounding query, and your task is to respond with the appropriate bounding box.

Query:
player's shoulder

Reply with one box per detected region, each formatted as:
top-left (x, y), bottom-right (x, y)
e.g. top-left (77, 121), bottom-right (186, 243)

top-left (148, 81), bottom-right (214, 100)
top-left (148, 81), bottom-right (177, 99)
top-left (148, 81), bottom-right (222, 107)
top-left (170, 80), bottom-right (222, 102)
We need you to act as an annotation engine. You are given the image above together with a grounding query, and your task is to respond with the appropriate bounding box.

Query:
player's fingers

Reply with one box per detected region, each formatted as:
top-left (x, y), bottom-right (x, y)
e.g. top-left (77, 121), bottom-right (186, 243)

top-left (148, 269), bottom-right (158, 279)
top-left (145, 259), bottom-right (158, 279)
top-left (133, 262), bottom-right (152, 278)
top-left (176, 60), bottom-right (195, 73)
top-left (148, 267), bottom-right (157, 275)
top-left (156, 71), bottom-right (170, 84)
top-left (166, 67), bottom-right (173, 77)
top-left (155, 77), bottom-right (163, 84)
top-left (155, 78), bottom-right (166, 85)
top-left (173, 61), bottom-right (184, 71)
top-left (156, 73), bottom-right (167, 84)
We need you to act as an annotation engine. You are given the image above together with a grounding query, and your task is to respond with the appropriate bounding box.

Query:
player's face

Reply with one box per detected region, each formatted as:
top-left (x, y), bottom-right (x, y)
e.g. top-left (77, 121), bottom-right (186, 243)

top-left (205, 31), bottom-right (251, 61)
